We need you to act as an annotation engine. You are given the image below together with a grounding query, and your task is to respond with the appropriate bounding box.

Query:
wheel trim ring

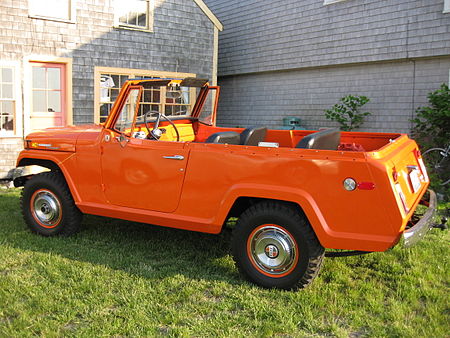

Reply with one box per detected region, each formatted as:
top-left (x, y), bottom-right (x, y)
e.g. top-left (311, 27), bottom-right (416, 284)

top-left (246, 224), bottom-right (299, 278)
top-left (30, 189), bottom-right (62, 229)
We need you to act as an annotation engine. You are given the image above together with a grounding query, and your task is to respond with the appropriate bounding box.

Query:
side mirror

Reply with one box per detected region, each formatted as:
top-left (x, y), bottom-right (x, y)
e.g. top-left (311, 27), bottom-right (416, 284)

top-left (116, 133), bottom-right (129, 147)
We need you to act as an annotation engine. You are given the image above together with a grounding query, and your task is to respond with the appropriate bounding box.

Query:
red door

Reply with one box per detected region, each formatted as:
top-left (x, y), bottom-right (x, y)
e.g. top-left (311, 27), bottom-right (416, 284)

top-left (30, 62), bottom-right (66, 131)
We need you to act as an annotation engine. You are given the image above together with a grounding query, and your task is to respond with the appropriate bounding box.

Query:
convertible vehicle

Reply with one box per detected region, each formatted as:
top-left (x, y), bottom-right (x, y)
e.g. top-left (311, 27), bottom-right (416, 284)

top-left (15, 78), bottom-right (436, 289)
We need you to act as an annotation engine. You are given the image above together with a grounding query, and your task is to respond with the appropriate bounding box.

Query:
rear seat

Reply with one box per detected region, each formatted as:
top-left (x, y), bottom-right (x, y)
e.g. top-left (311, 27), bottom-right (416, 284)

top-left (296, 128), bottom-right (341, 150)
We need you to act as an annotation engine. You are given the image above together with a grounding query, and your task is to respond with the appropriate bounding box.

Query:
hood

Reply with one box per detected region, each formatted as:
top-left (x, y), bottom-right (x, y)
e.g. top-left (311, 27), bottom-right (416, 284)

top-left (25, 124), bottom-right (103, 152)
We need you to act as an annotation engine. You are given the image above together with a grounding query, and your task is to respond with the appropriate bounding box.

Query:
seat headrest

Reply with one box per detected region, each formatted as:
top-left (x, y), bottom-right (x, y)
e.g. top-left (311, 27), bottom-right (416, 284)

top-left (240, 126), bottom-right (267, 146)
top-left (296, 128), bottom-right (341, 150)
top-left (205, 131), bottom-right (241, 144)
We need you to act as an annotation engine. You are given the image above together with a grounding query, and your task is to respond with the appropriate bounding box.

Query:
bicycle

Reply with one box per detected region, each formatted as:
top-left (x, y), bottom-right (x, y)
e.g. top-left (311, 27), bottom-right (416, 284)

top-left (422, 145), bottom-right (450, 186)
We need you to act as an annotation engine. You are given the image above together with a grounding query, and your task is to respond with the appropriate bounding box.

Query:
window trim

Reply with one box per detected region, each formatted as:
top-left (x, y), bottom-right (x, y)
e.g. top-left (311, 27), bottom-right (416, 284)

top-left (0, 61), bottom-right (22, 138)
top-left (114, 0), bottom-right (154, 32)
top-left (323, 0), bottom-right (348, 5)
top-left (93, 67), bottom-right (196, 124)
top-left (28, 0), bottom-right (76, 23)
top-left (444, 0), bottom-right (450, 13)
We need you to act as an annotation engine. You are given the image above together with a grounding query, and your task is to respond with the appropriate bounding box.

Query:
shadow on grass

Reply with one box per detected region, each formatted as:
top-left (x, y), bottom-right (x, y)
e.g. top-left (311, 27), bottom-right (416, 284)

top-left (0, 191), bottom-right (242, 286)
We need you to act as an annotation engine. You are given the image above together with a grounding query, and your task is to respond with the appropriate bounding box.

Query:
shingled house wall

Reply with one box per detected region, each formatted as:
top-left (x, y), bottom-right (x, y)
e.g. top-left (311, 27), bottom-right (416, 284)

top-left (205, 0), bottom-right (450, 132)
top-left (0, 0), bottom-right (218, 180)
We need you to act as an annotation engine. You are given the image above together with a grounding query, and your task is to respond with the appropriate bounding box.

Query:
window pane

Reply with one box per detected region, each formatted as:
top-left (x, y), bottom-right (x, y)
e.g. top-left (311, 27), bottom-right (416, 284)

top-left (48, 68), bottom-right (61, 90)
top-left (137, 12), bottom-right (146, 27)
top-left (48, 91), bottom-right (61, 112)
top-left (30, 0), bottom-right (70, 20)
top-left (111, 75), bottom-right (120, 88)
top-left (33, 90), bottom-right (47, 112)
top-left (2, 68), bottom-right (13, 82)
top-left (1, 84), bottom-right (13, 99)
top-left (165, 105), bottom-right (173, 115)
top-left (152, 90), bottom-right (160, 103)
top-left (100, 103), bottom-right (112, 123)
top-left (1, 101), bottom-right (13, 113)
top-left (111, 88), bottom-right (120, 102)
top-left (119, 75), bottom-right (129, 87)
top-left (1, 112), bottom-right (14, 131)
top-left (117, 0), bottom-right (147, 28)
top-left (32, 67), bottom-right (46, 89)
top-left (143, 89), bottom-right (152, 102)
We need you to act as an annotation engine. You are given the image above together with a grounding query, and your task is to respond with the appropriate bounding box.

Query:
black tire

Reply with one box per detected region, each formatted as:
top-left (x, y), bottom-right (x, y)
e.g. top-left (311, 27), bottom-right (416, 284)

top-left (21, 171), bottom-right (82, 236)
top-left (232, 201), bottom-right (324, 290)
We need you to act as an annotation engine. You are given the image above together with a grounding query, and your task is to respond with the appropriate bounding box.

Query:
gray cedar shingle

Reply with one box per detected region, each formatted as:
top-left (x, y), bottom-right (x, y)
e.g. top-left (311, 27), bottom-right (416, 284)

top-left (206, 0), bottom-right (450, 76)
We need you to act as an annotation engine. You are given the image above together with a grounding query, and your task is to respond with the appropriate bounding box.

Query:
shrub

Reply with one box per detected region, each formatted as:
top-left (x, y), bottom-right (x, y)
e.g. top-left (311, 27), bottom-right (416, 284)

top-left (411, 83), bottom-right (450, 150)
top-left (325, 95), bottom-right (372, 131)
top-left (411, 84), bottom-right (450, 199)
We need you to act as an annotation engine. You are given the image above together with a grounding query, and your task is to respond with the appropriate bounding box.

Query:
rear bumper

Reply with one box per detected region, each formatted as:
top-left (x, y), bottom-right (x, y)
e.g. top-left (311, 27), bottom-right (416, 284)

top-left (399, 190), bottom-right (437, 248)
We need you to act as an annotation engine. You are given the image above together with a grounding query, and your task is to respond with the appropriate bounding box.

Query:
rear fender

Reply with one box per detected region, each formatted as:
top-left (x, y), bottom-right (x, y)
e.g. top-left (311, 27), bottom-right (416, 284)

top-left (217, 183), bottom-right (396, 252)
top-left (216, 183), bottom-right (328, 239)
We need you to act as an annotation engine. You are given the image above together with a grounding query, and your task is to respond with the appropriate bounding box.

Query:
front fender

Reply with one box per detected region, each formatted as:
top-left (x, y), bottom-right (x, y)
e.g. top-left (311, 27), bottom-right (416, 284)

top-left (16, 150), bottom-right (80, 203)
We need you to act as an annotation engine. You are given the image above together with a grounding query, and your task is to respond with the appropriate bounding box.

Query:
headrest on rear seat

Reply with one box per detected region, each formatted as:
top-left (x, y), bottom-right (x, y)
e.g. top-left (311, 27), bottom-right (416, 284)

top-left (296, 128), bottom-right (341, 150)
top-left (205, 131), bottom-right (241, 144)
top-left (240, 126), bottom-right (267, 146)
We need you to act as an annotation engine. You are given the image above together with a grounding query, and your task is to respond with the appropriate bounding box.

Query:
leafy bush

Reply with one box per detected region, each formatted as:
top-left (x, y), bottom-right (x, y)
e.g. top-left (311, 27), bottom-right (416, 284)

top-left (325, 95), bottom-right (372, 131)
top-left (411, 83), bottom-right (450, 150)
top-left (411, 84), bottom-right (450, 199)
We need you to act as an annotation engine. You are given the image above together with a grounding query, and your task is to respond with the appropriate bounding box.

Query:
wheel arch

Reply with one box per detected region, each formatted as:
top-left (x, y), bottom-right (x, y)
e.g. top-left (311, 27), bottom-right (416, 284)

top-left (15, 155), bottom-right (81, 203)
top-left (217, 185), bottom-right (331, 247)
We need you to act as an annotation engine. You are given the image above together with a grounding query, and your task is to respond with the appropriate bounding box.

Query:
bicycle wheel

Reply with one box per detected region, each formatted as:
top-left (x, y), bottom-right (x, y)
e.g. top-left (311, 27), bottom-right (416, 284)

top-left (422, 148), bottom-right (450, 186)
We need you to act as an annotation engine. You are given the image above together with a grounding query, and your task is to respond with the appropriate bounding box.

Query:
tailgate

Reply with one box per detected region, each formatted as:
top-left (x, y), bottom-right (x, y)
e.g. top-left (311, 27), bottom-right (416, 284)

top-left (374, 136), bottom-right (430, 223)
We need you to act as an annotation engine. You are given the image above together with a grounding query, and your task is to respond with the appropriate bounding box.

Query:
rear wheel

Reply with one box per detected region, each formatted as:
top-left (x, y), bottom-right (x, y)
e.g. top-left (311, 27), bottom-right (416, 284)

top-left (21, 172), bottom-right (82, 236)
top-left (232, 201), bottom-right (324, 289)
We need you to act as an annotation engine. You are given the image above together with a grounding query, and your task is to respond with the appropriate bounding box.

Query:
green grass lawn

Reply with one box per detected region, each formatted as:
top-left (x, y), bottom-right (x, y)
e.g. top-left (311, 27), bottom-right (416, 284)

top-left (0, 188), bottom-right (448, 337)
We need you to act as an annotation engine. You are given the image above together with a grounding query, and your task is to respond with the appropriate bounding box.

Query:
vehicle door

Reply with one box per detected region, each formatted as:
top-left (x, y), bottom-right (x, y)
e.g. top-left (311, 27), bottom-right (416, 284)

top-left (100, 86), bottom-right (189, 213)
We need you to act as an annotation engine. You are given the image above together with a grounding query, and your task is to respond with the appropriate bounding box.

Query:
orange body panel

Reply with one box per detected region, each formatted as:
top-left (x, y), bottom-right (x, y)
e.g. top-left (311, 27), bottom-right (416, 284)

top-left (18, 79), bottom-right (430, 252)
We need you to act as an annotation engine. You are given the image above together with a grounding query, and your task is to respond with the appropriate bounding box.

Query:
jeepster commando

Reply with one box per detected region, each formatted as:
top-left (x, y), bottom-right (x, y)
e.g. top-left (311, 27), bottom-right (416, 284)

top-left (15, 78), bottom-right (437, 289)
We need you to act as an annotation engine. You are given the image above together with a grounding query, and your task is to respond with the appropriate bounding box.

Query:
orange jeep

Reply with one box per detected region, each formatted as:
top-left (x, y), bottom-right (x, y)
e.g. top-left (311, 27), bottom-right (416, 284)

top-left (15, 78), bottom-right (437, 289)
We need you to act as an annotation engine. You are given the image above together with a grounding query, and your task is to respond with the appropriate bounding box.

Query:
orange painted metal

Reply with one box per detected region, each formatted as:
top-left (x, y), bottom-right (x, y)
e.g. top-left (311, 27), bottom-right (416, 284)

top-left (17, 78), bottom-right (430, 253)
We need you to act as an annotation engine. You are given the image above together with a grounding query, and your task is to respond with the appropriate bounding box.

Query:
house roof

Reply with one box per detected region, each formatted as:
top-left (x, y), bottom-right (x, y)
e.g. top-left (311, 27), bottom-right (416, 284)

top-left (193, 0), bottom-right (223, 31)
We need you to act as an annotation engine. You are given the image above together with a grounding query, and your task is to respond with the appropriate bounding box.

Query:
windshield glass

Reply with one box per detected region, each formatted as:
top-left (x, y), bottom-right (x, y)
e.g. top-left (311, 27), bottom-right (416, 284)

top-left (198, 88), bottom-right (218, 126)
top-left (135, 85), bottom-right (193, 122)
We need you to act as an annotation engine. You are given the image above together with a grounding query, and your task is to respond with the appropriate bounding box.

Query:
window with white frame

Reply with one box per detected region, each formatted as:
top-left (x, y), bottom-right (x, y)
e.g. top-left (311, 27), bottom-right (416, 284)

top-left (29, 0), bottom-right (76, 22)
top-left (0, 67), bottom-right (16, 135)
top-left (115, 0), bottom-right (153, 31)
top-left (445, 0), bottom-right (450, 13)
top-left (99, 72), bottom-right (193, 124)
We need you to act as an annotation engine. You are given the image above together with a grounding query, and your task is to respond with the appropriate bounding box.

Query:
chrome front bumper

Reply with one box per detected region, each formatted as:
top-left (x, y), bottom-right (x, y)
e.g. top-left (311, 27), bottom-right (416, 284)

top-left (400, 190), bottom-right (437, 248)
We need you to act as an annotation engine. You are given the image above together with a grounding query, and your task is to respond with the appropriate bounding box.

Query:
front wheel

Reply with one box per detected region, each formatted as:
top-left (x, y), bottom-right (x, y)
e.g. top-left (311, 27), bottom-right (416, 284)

top-left (21, 172), bottom-right (82, 236)
top-left (232, 202), bottom-right (325, 290)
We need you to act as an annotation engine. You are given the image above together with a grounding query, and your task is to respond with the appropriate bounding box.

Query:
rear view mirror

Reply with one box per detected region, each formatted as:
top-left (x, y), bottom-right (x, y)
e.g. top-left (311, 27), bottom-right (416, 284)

top-left (166, 91), bottom-right (182, 99)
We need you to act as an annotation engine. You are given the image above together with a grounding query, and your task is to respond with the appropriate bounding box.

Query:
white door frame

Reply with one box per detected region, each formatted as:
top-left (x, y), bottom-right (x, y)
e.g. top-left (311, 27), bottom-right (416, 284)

top-left (23, 55), bottom-right (73, 136)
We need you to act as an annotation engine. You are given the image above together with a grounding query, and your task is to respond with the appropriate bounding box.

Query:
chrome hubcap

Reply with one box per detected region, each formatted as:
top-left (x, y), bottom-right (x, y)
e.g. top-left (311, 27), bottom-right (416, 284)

top-left (249, 226), bottom-right (297, 275)
top-left (32, 190), bottom-right (61, 227)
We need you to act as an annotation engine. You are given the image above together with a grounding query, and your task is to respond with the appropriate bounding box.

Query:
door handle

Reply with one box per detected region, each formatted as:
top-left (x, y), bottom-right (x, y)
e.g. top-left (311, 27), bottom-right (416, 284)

top-left (162, 155), bottom-right (184, 160)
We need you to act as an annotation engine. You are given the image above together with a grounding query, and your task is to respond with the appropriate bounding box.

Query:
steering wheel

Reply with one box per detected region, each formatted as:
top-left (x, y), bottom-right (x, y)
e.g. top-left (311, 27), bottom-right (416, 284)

top-left (144, 111), bottom-right (180, 142)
